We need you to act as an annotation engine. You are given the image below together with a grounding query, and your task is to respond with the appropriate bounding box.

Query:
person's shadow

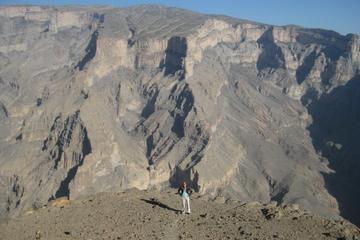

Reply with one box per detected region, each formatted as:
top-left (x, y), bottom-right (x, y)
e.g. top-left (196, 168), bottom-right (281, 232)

top-left (141, 198), bottom-right (180, 213)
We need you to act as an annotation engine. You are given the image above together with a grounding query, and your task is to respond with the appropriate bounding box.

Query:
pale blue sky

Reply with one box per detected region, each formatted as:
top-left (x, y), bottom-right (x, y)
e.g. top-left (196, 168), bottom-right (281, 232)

top-left (0, 0), bottom-right (359, 35)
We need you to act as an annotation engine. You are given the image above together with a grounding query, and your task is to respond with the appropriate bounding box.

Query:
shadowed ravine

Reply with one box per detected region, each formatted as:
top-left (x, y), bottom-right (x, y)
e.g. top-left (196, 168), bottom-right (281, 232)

top-left (306, 75), bottom-right (360, 226)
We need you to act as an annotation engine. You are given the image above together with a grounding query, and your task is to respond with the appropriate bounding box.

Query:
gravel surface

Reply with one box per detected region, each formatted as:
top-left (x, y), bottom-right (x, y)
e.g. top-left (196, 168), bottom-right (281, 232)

top-left (0, 189), bottom-right (359, 240)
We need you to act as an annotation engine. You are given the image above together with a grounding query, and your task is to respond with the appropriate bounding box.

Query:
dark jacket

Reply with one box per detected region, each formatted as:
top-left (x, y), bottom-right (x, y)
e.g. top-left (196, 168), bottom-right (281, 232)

top-left (178, 186), bottom-right (192, 197)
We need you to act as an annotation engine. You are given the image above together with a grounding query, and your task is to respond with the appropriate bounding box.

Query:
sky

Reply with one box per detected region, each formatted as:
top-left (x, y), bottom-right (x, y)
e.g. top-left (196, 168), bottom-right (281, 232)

top-left (0, 0), bottom-right (359, 35)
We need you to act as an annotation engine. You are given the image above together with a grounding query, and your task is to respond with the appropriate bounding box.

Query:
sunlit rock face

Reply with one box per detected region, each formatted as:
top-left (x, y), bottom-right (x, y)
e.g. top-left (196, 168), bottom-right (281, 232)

top-left (0, 5), bottom-right (359, 225)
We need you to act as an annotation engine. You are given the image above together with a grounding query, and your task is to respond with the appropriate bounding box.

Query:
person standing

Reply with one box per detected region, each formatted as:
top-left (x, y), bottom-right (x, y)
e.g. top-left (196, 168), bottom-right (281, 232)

top-left (178, 181), bottom-right (192, 214)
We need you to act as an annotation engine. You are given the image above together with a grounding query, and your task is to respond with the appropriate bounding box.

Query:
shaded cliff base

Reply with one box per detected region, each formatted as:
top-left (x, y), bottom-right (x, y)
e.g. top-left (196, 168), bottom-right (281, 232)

top-left (0, 189), bottom-right (359, 240)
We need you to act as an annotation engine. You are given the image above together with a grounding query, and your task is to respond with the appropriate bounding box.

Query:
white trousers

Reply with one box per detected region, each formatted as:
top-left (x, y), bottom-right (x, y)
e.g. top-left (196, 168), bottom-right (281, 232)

top-left (181, 196), bottom-right (191, 213)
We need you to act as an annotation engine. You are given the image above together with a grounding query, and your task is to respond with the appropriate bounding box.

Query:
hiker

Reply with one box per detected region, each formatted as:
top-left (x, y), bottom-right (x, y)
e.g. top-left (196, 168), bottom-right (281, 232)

top-left (178, 181), bottom-right (192, 214)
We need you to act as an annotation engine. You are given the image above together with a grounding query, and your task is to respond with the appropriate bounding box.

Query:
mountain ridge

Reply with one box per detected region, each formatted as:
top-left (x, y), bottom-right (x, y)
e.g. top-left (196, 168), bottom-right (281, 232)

top-left (1, 4), bottom-right (359, 36)
top-left (0, 4), bottom-right (359, 227)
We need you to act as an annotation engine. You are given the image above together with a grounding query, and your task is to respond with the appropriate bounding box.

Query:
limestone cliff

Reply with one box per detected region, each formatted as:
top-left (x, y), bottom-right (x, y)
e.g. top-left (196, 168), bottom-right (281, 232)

top-left (0, 5), bottom-right (359, 226)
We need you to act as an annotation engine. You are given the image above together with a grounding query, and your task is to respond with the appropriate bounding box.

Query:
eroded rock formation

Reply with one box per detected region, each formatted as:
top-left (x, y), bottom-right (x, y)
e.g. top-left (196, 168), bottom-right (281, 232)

top-left (0, 5), bottom-right (359, 225)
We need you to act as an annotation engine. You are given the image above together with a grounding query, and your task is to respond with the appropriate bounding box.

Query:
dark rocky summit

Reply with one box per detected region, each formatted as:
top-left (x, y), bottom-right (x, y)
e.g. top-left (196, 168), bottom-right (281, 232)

top-left (0, 5), bottom-right (359, 227)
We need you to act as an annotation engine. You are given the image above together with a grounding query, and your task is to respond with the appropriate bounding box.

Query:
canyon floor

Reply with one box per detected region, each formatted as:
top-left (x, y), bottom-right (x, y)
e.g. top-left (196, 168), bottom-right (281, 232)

top-left (0, 189), bottom-right (359, 240)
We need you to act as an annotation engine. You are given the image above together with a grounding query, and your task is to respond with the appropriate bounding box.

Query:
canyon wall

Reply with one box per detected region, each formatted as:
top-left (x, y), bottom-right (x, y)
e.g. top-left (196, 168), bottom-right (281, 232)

top-left (0, 5), bottom-right (359, 225)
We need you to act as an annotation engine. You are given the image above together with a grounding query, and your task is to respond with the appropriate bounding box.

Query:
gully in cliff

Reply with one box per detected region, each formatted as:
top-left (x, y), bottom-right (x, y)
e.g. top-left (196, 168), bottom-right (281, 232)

top-left (177, 181), bottom-right (193, 214)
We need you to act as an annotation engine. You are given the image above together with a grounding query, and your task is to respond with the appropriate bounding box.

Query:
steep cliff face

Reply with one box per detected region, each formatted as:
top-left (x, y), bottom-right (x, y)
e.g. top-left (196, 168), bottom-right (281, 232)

top-left (0, 5), bottom-right (359, 225)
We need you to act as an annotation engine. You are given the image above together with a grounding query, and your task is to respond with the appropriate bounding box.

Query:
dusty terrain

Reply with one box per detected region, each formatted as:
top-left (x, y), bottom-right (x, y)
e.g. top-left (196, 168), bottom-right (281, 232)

top-left (0, 5), bottom-right (360, 227)
top-left (0, 189), bottom-right (359, 240)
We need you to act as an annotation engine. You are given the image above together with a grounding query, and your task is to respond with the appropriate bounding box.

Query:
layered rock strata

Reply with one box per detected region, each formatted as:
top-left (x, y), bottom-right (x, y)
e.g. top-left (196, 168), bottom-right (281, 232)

top-left (0, 5), bottom-right (359, 225)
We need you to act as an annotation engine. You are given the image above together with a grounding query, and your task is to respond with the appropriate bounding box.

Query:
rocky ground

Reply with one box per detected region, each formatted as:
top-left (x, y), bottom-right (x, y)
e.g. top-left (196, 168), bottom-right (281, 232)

top-left (1, 4), bottom-right (360, 228)
top-left (0, 189), bottom-right (359, 240)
